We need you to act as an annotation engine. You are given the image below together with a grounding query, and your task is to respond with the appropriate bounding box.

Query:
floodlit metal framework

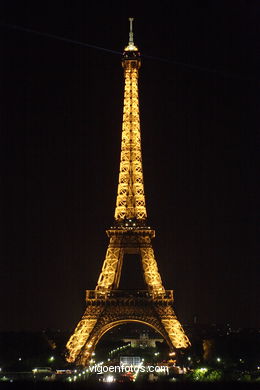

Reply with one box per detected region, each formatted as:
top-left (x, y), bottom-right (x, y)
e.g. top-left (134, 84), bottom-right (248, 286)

top-left (66, 18), bottom-right (190, 366)
top-left (114, 47), bottom-right (146, 221)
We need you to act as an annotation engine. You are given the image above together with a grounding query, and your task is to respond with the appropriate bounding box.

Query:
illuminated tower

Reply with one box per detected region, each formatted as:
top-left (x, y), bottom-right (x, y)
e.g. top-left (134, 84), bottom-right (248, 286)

top-left (66, 18), bottom-right (190, 366)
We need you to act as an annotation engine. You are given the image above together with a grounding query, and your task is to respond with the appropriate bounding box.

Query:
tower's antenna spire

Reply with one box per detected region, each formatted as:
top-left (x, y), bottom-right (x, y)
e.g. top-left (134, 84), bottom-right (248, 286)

top-left (128, 17), bottom-right (134, 45)
top-left (124, 17), bottom-right (138, 52)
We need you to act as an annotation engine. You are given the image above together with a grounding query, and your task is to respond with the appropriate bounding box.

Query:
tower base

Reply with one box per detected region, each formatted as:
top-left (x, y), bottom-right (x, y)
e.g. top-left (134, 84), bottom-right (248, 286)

top-left (66, 290), bottom-right (190, 366)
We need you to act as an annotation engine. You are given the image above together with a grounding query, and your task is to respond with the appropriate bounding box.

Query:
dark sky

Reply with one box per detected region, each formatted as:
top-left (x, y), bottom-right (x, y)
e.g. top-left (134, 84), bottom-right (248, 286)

top-left (0, 1), bottom-right (259, 332)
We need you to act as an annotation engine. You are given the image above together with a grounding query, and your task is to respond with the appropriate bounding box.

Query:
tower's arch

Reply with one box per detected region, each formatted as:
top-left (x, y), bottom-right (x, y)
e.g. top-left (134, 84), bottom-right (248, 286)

top-left (79, 320), bottom-right (169, 365)
top-left (95, 319), bottom-right (168, 346)
top-left (93, 320), bottom-right (170, 355)
top-left (67, 295), bottom-right (189, 366)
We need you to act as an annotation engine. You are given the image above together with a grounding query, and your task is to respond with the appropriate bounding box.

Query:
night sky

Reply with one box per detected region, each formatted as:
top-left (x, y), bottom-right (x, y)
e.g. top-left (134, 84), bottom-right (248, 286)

top-left (1, 1), bottom-right (259, 332)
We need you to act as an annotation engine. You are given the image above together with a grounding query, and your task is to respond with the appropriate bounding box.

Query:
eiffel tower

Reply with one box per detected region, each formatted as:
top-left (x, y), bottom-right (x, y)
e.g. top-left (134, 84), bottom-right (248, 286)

top-left (66, 18), bottom-right (190, 366)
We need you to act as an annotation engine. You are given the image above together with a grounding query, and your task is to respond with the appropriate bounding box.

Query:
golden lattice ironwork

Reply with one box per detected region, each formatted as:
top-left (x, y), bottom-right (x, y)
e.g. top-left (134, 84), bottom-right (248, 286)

top-left (66, 18), bottom-right (190, 366)
top-left (114, 46), bottom-right (146, 221)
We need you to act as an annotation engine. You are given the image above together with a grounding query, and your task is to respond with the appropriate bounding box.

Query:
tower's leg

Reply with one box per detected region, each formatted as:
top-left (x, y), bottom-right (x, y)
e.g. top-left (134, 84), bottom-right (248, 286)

top-left (139, 237), bottom-right (165, 296)
top-left (96, 236), bottom-right (123, 292)
top-left (66, 305), bottom-right (104, 363)
top-left (156, 305), bottom-right (190, 349)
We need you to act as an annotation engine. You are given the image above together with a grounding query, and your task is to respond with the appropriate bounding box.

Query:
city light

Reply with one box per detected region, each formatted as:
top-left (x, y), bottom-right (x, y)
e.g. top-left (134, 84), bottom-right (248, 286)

top-left (133, 361), bottom-right (145, 382)
top-left (105, 375), bottom-right (114, 383)
top-left (198, 368), bottom-right (208, 373)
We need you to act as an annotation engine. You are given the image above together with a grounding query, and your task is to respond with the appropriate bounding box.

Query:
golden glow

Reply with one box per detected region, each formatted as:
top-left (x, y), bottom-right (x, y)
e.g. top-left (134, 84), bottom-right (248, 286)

top-left (67, 311), bottom-right (190, 366)
top-left (161, 318), bottom-right (190, 349)
top-left (66, 318), bottom-right (97, 363)
top-left (124, 44), bottom-right (138, 51)
top-left (96, 238), bottom-right (123, 291)
top-left (65, 22), bottom-right (190, 367)
top-left (95, 229), bottom-right (166, 294)
top-left (114, 59), bottom-right (146, 221)
top-left (139, 236), bottom-right (165, 296)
